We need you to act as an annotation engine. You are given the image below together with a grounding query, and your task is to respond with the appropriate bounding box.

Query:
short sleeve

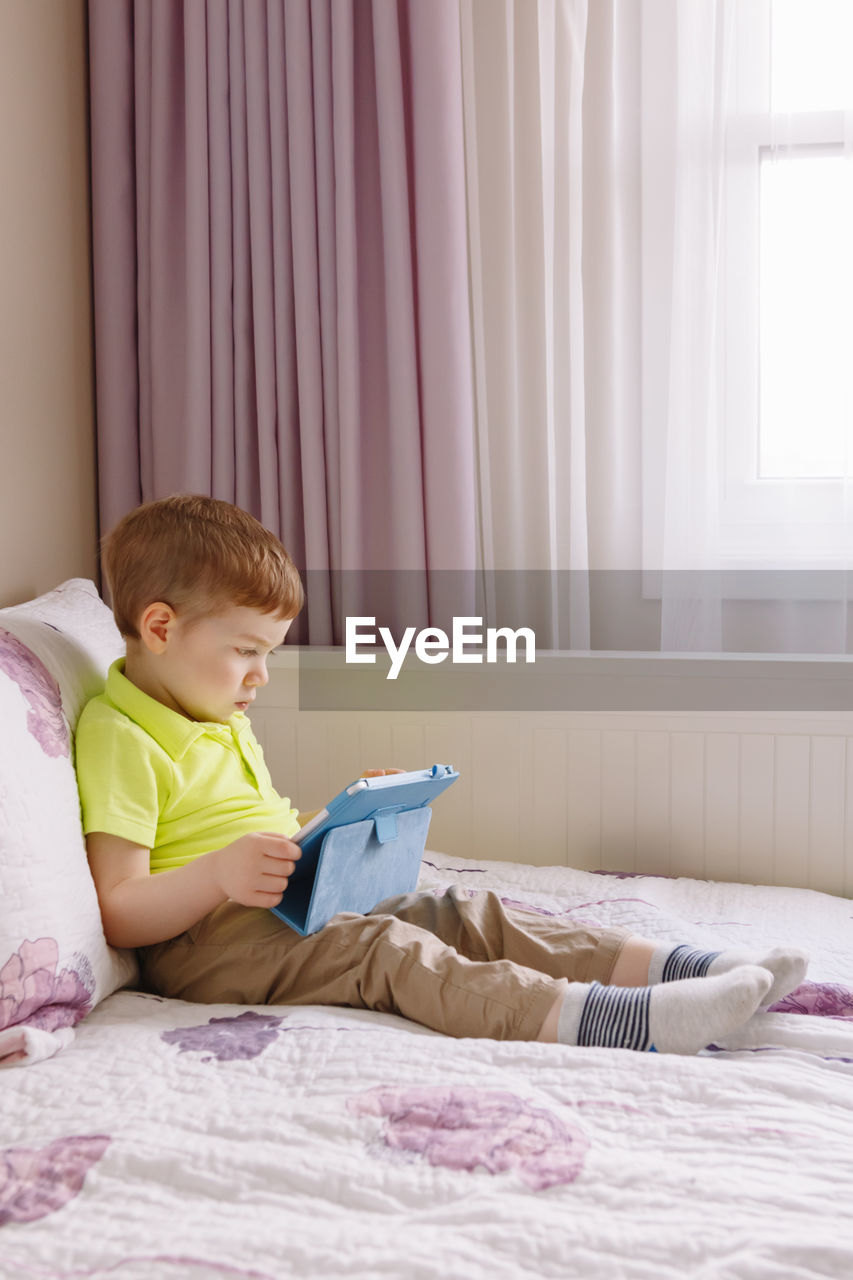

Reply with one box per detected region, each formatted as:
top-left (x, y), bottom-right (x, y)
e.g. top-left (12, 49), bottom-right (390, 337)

top-left (75, 701), bottom-right (170, 849)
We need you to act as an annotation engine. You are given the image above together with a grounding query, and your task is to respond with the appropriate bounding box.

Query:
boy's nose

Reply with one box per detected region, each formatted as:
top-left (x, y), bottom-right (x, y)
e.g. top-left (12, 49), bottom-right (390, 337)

top-left (245, 663), bottom-right (269, 688)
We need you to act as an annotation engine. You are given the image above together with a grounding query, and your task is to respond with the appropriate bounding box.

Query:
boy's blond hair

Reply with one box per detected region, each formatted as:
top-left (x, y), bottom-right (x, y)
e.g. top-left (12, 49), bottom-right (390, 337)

top-left (102, 494), bottom-right (304, 639)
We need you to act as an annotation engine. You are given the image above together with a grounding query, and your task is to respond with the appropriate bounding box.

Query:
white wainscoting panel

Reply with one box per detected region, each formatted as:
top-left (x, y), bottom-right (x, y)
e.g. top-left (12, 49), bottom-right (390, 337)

top-left (250, 656), bottom-right (853, 897)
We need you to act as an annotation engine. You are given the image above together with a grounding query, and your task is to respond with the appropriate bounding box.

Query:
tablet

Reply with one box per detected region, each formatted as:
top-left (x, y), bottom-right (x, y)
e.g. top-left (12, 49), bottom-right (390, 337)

top-left (268, 764), bottom-right (459, 934)
top-left (292, 763), bottom-right (459, 852)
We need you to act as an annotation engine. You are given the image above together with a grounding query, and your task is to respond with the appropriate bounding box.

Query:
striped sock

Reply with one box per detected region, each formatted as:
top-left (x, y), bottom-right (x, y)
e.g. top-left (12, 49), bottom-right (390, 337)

top-left (649, 942), bottom-right (809, 1006)
top-left (649, 944), bottom-right (720, 985)
top-left (557, 965), bottom-right (772, 1055)
top-left (575, 982), bottom-right (652, 1051)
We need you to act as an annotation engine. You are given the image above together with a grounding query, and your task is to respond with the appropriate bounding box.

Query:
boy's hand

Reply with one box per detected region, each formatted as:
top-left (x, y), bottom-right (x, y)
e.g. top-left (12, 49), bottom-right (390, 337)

top-left (360, 768), bottom-right (406, 778)
top-left (210, 832), bottom-right (301, 908)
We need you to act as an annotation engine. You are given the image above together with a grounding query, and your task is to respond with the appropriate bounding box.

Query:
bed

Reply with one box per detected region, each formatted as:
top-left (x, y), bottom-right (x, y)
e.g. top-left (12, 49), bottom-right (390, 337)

top-left (2, 580), bottom-right (853, 1279)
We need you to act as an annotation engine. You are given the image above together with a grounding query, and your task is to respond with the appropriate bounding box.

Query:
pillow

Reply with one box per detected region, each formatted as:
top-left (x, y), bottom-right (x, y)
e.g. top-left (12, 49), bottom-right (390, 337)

top-left (0, 577), bottom-right (125, 733)
top-left (0, 581), bottom-right (136, 1067)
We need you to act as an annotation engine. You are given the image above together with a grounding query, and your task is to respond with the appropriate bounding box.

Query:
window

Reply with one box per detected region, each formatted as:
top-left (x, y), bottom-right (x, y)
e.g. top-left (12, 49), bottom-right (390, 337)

top-left (722, 0), bottom-right (853, 564)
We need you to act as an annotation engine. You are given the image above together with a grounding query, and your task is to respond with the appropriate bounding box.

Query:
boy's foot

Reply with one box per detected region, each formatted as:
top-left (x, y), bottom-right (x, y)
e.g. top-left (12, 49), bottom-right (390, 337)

top-left (649, 943), bottom-right (809, 1007)
top-left (558, 965), bottom-right (773, 1055)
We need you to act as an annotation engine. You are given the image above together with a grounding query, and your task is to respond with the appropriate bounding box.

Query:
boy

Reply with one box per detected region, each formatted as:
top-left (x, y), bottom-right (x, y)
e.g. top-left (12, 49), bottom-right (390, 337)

top-left (76, 495), bottom-right (808, 1054)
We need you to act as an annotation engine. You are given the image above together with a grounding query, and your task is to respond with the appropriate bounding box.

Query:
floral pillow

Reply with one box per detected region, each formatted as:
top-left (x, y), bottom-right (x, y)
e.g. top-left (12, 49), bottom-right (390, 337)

top-left (0, 581), bottom-right (136, 1067)
top-left (0, 577), bottom-right (126, 734)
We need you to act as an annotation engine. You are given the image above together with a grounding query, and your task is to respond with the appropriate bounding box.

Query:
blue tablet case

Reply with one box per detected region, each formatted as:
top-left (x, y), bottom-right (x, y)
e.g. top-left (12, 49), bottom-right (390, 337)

top-left (270, 764), bottom-right (459, 935)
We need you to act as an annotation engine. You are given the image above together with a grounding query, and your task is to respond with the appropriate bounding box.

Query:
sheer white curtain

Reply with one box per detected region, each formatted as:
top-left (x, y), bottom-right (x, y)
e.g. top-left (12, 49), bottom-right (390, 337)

top-left (460, 0), bottom-right (590, 648)
top-left (461, 0), bottom-right (730, 650)
top-left (648, 0), bottom-right (853, 653)
top-left (641, 0), bottom-right (734, 650)
top-left (718, 0), bottom-right (853, 654)
top-left (463, 0), bottom-right (853, 654)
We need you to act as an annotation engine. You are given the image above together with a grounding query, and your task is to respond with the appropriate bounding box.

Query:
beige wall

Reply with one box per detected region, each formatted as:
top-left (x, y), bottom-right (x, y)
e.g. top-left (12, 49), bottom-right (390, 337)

top-left (0, 0), bottom-right (98, 607)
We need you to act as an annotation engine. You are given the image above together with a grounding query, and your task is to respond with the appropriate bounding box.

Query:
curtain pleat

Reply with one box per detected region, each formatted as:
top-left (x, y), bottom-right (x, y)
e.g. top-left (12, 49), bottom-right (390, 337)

top-left (89, 0), bottom-right (141, 523)
top-left (461, 0), bottom-right (590, 646)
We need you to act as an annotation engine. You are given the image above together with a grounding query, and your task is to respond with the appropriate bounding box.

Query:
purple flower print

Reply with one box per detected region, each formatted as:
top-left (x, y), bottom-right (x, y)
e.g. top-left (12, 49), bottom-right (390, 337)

top-left (769, 981), bottom-right (853, 1021)
top-left (161, 1010), bottom-right (285, 1062)
top-left (0, 1135), bottom-right (110, 1226)
top-left (0, 627), bottom-right (68, 758)
top-left (349, 1086), bottom-right (589, 1190)
top-left (0, 939), bottom-right (93, 1034)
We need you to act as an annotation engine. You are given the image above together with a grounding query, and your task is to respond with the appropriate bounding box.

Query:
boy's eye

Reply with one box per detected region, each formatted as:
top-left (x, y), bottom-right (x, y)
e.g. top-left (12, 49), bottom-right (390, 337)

top-left (237, 648), bottom-right (258, 658)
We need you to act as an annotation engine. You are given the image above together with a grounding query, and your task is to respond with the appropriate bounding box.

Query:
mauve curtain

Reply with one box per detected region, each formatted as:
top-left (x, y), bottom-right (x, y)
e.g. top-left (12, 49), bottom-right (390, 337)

top-left (88, 0), bottom-right (476, 642)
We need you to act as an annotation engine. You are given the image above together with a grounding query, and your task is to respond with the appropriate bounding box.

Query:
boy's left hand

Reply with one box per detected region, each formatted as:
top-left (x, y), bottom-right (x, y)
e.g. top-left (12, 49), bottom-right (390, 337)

top-left (360, 768), bottom-right (405, 778)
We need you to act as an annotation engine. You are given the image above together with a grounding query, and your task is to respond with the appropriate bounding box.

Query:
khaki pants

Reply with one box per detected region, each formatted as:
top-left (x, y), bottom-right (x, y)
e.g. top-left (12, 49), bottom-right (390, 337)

top-left (139, 886), bottom-right (629, 1041)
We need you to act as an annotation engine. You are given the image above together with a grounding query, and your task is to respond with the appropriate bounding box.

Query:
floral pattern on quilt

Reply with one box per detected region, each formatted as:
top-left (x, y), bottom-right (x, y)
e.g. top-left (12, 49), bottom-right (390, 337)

top-left (0, 1135), bottom-right (110, 1226)
top-left (349, 1086), bottom-right (589, 1190)
top-left (770, 980), bottom-right (853, 1021)
top-left (0, 939), bottom-right (93, 1034)
top-left (161, 1010), bottom-right (285, 1061)
top-left (0, 628), bottom-right (67, 758)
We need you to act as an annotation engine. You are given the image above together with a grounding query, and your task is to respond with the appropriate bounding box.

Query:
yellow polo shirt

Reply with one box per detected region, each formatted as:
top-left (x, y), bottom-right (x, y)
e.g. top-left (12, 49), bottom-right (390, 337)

top-left (75, 660), bottom-right (300, 873)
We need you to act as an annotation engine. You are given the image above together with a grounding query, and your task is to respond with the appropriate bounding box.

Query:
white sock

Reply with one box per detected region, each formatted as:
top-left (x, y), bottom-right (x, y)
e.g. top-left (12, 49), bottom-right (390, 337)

top-left (558, 965), bottom-right (773, 1055)
top-left (707, 947), bottom-right (809, 1006)
top-left (648, 943), bottom-right (809, 1007)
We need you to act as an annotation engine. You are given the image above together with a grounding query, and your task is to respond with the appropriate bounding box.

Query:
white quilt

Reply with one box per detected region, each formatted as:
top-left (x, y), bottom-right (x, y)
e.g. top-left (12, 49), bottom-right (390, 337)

top-left (3, 856), bottom-right (853, 1280)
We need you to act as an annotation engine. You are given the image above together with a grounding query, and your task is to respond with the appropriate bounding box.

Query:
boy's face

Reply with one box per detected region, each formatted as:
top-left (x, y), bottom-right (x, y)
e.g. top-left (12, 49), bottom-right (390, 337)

top-left (154, 605), bottom-right (292, 723)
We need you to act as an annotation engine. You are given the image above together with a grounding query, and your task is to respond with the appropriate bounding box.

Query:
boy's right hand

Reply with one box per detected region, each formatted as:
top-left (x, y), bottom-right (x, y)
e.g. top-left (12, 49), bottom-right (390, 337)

top-left (210, 832), bottom-right (301, 908)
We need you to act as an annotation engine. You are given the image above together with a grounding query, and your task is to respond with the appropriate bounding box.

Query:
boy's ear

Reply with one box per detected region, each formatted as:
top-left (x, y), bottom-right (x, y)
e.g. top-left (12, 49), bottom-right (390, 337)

top-left (138, 602), bottom-right (178, 654)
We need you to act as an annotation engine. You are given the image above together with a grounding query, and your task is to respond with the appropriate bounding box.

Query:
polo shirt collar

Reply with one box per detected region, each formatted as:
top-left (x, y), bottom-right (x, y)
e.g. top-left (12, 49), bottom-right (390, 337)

top-left (104, 659), bottom-right (246, 760)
